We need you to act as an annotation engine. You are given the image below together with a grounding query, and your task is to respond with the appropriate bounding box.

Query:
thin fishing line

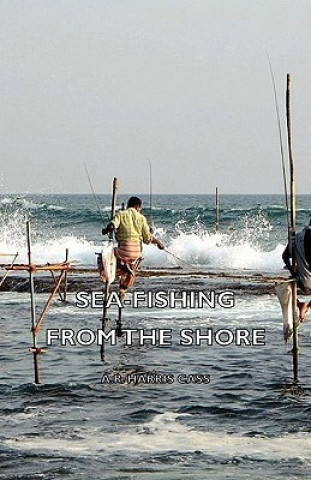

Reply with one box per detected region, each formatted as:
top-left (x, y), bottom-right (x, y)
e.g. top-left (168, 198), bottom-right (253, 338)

top-left (266, 52), bottom-right (290, 231)
top-left (164, 248), bottom-right (193, 268)
top-left (83, 161), bottom-right (105, 224)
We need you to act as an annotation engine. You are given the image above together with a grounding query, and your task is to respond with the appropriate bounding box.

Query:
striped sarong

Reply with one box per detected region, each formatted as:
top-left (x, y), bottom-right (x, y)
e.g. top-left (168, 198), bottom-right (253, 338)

top-left (114, 241), bottom-right (142, 262)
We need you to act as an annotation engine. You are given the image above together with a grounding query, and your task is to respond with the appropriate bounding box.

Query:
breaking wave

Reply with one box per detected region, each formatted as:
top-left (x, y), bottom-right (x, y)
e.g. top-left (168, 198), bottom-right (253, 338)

top-left (0, 220), bottom-right (285, 273)
top-left (5, 411), bottom-right (311, 461)
top-left (0, 193), bottom-right (288, 271)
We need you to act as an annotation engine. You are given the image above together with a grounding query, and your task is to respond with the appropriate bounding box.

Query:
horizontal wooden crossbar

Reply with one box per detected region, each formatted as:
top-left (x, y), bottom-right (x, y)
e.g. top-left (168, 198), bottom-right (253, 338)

top-left (6, 261), bottom-right (76, 272)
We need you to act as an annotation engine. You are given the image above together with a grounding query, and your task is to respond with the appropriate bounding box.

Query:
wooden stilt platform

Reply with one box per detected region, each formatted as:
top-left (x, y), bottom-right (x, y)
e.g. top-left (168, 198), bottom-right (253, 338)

top-left (2, 220), bottom-right (75, 384)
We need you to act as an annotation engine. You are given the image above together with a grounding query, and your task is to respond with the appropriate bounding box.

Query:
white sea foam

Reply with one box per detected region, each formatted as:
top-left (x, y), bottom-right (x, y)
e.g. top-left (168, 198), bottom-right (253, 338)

top-left (0, 230), bottom-right (285, 271)
top-left (143, 232), bottom-right (284, 272)
top-left (0, 235), bottom-right (99, 266)
top-left (0, 200), bottom-right (285, 272)
top-left (0, 195), bottom-right (65, 211)
top-left (6, 412), bottom-right (311, 461)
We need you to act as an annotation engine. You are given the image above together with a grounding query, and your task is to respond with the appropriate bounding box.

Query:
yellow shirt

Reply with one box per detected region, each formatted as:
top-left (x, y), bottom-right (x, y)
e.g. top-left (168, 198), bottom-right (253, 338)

top-left (112, 208), bottom-right (153, 244)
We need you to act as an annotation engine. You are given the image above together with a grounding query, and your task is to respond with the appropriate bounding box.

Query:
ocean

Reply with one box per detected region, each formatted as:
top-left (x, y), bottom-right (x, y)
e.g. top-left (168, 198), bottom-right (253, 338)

top-left (1, 193), bottom-right (311, 479)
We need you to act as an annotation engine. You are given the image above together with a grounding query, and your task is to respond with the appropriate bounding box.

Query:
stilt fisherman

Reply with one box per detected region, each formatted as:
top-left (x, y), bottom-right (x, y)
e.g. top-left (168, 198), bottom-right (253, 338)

top-left (282, 217), bottom-right (311, 321)
top-left (101, 196), bottom-right (165, 298)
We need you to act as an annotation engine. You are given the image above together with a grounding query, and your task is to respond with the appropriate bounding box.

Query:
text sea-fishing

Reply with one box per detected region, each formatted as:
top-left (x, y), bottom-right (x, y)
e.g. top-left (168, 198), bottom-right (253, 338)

top-left (76, 289), bottom-right (235, 309)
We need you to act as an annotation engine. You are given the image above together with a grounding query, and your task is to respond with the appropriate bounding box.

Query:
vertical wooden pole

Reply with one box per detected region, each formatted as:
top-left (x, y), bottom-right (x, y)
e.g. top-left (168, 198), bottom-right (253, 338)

top-left (286, 73), bottom-right (299, 384)
top-left (101, 178), bottom-right (119, 360)
top-left (63, 248), bottom-right (69, 303)
top-left (110, 178), bottom-right (119, 223)
top-left (26, 220), bottom-right (40, 384)
top-left (215, 187), bottom-right (219, 233)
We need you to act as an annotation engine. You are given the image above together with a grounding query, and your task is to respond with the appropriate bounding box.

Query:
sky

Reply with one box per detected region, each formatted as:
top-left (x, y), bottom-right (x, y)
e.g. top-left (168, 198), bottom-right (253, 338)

top-left (1, 0), bottom-right (311, 195)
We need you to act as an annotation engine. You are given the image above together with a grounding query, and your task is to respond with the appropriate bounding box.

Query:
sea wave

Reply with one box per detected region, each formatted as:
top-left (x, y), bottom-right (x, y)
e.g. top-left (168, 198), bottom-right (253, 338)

top-left (0, 230), bottom-right (285, 271)
top-left (0, 195), bottom-right (286, 271)
top-left (5, 411), bottom-right (311, 461)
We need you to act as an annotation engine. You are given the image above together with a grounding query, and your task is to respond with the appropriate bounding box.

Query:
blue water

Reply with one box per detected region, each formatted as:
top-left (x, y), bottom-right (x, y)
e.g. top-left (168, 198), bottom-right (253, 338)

top-left (1, 194), bottom-right (311, 478)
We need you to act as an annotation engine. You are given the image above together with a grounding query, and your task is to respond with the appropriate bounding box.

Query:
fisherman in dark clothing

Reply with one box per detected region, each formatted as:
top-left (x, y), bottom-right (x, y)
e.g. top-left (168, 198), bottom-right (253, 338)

top-left (282, 220), bottom-right (311, 321)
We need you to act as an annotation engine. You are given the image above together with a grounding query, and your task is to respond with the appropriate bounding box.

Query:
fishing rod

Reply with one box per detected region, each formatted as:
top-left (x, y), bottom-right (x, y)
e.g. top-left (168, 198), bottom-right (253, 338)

top-left (148, 158), bottom-right (155, 234)
top-left (266, 52), bottom-right (290, 234)
top-left (83, 160), bottom-right (105, 225)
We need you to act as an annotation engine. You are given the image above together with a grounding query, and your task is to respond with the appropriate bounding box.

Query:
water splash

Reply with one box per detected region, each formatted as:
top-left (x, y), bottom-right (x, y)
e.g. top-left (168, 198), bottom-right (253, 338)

top-left (0, 195), bottom-right (286, 271)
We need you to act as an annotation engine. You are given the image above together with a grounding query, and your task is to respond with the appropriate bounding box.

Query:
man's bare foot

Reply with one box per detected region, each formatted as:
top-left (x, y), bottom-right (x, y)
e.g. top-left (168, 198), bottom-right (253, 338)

top-left (298, 300), bottom-right (309, 322)
top-left (118, 288), bottom-right (126, 302)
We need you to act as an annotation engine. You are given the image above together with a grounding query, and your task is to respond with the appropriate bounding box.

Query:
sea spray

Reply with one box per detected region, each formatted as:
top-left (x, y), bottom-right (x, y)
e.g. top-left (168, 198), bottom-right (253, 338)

top-left (0, 193), bottom-right (288, 271)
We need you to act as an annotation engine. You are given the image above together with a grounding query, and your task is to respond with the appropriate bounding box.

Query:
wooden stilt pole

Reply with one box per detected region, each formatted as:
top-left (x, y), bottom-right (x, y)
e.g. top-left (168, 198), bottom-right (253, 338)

top-left (116, 291), bottom-right (124, 338)
top-left (0, 252), bottom-right (18, 288)
top-left (35, 270), bottom-right (66, 332)
top-left (110, 178), bottom-right (119, 222)
top-left (26, 220), bottom-right (40, 384)
top-left (286, 73), bottom-right (299, 384)
top-left (63, 248), bottom-right (69, 303)
top-left (215, 187), bottom-right (219, 233)
top-left (50, 269), bottom-right (64, 301)
top-left (5, 245), bottom-right (73, 382)
top-left (101, 178), bottom-right (119, 360)
top-left (49, 249), bottom-right (69, 302)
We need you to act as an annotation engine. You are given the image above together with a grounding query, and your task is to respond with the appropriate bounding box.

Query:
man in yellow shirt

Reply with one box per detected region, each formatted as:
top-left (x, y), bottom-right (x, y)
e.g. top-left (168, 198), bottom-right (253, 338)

top-left (102, 196), bottom-right (165, 294)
